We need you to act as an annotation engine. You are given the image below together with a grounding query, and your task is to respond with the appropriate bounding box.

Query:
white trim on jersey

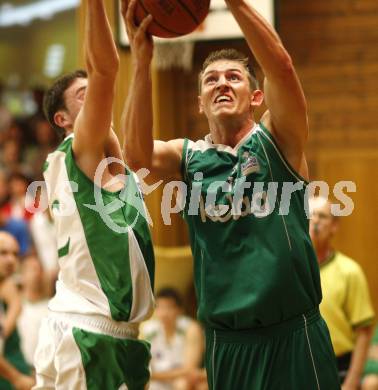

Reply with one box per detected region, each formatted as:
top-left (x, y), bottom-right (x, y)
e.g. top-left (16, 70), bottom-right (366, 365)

top-left (189, 123), bottom-right (259, 156)
top-left (256, 131), bottom-right (293, 251)
top-left (128, 227), bottom-right (155, 322)
top-left (256, 126), bottom-right (305, 183)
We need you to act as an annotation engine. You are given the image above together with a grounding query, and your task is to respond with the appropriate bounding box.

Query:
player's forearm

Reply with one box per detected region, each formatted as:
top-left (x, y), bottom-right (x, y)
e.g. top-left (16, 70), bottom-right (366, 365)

top-left (344, 326), bottom-right (374, 388)
top-left (225, 0), bottom-right (294, 79)
top-left (122, 65), bottom-right (154, 170)
top-left (85, 0), bottom-right (119, 77)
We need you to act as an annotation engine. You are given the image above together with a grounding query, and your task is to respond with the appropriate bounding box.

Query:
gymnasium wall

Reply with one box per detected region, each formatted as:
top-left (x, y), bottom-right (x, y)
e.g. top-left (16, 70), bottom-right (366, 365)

top-left (280, 0), bottom-right (378, 316)
top-left (0, 10), bottom-right (78, 87)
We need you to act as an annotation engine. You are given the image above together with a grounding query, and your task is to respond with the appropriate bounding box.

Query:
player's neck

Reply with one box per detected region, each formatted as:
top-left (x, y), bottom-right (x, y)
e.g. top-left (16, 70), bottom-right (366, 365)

top-left (209, 118), bottom-right (255, 148)
top-left (64, 129), bottom-right (73, 138)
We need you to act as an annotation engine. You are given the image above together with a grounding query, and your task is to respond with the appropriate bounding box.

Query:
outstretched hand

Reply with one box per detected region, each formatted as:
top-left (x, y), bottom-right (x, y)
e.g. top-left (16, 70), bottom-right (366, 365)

top-left (121, 0), bottom-right (154, 67)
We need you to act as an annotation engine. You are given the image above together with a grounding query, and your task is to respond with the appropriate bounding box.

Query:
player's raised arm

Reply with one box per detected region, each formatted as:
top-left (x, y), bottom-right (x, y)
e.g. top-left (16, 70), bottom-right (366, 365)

top-left (73, 0), bottom-right (119, 158)
top-left (121, 0), bottom-right (183, 182)
top-left (225, 0), bottom-right (308, 177)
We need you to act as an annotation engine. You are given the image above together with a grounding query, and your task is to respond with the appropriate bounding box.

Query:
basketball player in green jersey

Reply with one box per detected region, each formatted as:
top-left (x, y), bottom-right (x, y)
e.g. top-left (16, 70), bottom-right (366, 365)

top-left (33, 1), bottom-right (154, 389)
top-left (122, 0), bottom-right (340, 388)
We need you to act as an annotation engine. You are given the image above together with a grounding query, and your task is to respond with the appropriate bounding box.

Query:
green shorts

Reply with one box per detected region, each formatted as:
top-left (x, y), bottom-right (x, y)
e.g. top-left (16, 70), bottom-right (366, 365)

top-left (73, 328), bottom-right (151, 390)
top-left (205, 307), bottom-right (340, 390)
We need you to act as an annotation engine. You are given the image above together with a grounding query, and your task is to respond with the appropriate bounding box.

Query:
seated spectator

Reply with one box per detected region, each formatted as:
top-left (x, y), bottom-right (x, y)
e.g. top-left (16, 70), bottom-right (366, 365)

top-left (309, 196), bottom-right (375, 388)
top-left (0, 356), bottom-right (34, 390)
top-left (0, 208), bottom-right (31, 257)
top-left (141, 287), bottom-right (207, 390)
top-left (0, 232), bottom-right (33, 389)
top-left (24, 116), bottom-right (58, 180)
top-left (0, 139), bottom-right (23, 176)
top-left (362, 325), bottom-right (378, 390)
top-left (0, 82), bottom-right (12, 138)
top-left (17, 254), bottom-right (49, 369)
top-left (0, 169), bottom-right (9, 210)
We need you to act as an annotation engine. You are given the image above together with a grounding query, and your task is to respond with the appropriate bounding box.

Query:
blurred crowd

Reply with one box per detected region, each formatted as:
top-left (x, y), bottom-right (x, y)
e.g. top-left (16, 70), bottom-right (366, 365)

top-left (0, 84), bottom-right (60, 389)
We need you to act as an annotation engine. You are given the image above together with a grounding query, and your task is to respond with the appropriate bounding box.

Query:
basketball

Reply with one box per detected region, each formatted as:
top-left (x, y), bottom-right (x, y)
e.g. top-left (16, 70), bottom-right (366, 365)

top-left (134, 0), bottom-right (210, 38)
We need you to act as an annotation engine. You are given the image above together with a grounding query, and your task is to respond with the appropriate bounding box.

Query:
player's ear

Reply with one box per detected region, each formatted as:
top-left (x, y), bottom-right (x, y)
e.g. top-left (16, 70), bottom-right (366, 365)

top-left (251, 89), bottom-right (264, 108)
top-left (54, 110), bottom-right (70, 129)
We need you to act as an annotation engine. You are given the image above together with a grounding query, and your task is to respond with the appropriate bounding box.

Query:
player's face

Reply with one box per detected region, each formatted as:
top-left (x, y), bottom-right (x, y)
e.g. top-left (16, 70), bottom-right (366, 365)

top-left (309, 198), bottom-right (337, 244)
top-left (0, 235), bottom-right (19, 279)
top-left (199, 60), bottom-right (255, 121)
top-left (63, 77), bottom-right (87, 123)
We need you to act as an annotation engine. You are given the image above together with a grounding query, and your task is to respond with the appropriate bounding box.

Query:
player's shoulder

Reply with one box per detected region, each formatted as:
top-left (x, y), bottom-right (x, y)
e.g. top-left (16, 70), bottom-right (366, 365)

top-left (155, 138), bottom-right (185, 158)
top-left (167, 138), bottom-right (185, 148)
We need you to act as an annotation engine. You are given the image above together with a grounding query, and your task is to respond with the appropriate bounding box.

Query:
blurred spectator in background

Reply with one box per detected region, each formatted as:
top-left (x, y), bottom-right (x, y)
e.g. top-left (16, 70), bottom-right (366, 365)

top-left (141, 287), bottom-right (207, 390)
top-left (6, 120), bottom-right (25, 148)
top-left (30, 87), bottom-right (45, 119)
top-left (0, 356), bottom-right (34, 390)
top-left (0, 82), bottom-right (53, 384)
top-left (0, 204), bottom-right (31, 257)
top-left (362, 325), bottom-right (378, 390)
top-left (0, 232), bottom-right (33, 389)
top-left (17, 254), bottom-right (49, 369)
top-left (0, 119), bottom-right (30, 175)
top-left (309, 196), bottom-right (375, 389)
top-left (0, 82), bottom-right (12, 138)
top-left (0, 139), bottom-right (24, 176)
top-left (0, 170), bottom-right (9, 209)
top-left (0, 169), bottom-right (33, 258)
top-left (2, 172), bottom-right (34, 223)
top-left (24, 116), bottom-right (59, 180)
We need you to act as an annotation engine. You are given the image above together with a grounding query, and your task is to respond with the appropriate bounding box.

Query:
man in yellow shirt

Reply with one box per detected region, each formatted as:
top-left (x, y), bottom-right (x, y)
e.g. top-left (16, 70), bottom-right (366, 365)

top-left (309, 196), bottom-right (375, 389)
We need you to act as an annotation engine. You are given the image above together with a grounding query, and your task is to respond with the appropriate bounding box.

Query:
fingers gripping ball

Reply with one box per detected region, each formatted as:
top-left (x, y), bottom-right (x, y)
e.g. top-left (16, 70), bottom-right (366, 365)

top-left (134, 0), bottom-right (210, 38)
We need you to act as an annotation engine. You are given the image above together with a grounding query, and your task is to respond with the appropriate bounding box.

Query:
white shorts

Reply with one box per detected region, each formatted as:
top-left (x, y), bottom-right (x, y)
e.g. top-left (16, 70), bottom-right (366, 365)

top-left (33, 312), bottom-right (150, 390)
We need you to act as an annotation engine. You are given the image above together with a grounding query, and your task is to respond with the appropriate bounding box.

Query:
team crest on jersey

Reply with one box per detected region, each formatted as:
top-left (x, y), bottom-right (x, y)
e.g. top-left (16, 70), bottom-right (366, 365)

top-left (241, 152), bottom-right (260, 176)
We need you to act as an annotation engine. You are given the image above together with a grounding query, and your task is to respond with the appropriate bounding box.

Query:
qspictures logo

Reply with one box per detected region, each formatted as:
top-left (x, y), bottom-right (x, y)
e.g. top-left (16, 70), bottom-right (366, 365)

top-left (25, 157), bottom-right (356, 232)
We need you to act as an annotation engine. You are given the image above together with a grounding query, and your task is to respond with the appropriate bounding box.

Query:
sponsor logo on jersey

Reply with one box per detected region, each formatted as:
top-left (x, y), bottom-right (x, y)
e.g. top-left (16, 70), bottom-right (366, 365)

top-left (241, 152), bottom-right (260, 176)
top-left (199, 190), bottom-right (271, 223)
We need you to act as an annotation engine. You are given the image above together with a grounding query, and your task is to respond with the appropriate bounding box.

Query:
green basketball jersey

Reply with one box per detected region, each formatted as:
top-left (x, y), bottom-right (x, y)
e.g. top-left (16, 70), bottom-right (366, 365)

top-left (43, 135), bottom-right (154, 323)
top-left (181, 123), bottom-right (321, 330)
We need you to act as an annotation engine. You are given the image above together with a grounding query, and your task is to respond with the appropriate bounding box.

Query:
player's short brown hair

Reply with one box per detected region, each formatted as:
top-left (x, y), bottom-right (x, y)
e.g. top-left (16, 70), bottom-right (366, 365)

top-left (198, 48), bottom-right (258, 93)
